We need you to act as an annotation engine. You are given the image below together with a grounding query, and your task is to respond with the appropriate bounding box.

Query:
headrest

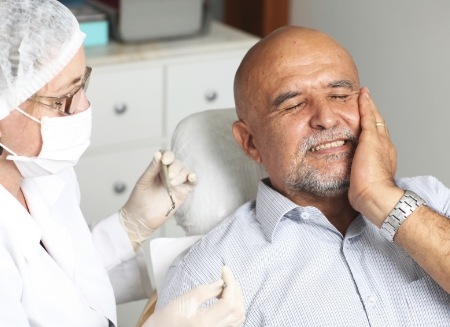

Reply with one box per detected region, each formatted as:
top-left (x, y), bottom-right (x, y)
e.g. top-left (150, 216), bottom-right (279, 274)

top-left (171, 108), bottom-right (267, 236)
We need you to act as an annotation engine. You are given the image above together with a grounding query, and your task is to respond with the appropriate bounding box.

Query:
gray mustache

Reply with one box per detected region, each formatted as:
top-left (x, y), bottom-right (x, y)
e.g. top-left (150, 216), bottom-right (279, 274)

top-left (301, 128), bottom-right (358, 153)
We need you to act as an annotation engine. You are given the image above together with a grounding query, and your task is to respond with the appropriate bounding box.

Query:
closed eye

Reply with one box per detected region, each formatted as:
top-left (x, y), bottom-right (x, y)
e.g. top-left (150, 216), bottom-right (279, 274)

top-left (329, 93), bottom-right (357, 102)
top-left (331, 95), bottom-right (349, 101)
top-left (285, 101), bottom-right (307, 111)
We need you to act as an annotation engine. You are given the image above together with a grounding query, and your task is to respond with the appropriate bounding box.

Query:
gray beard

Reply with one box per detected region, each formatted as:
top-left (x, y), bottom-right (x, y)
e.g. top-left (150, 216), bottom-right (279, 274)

top-left (285, 128), bottom-right (357, 197)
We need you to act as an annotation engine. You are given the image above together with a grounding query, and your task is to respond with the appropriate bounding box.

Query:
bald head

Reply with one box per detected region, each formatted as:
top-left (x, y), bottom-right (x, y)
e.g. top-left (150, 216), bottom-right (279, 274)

top-left (234, 26), bottom-right (359, 121)
top-left (232, 26), bottom-right (361, 201)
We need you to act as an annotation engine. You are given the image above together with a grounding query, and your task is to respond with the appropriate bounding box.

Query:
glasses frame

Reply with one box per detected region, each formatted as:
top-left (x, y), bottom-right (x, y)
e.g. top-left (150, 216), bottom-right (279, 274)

top-left (31, 66), bottom-right (92, 115)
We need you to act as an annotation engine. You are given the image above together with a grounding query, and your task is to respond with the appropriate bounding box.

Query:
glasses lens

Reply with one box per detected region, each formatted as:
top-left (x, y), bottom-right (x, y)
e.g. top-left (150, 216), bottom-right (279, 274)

top-left (83, 67), bottom-right (92, 92)
top-left (65, 86), bottom-right (83, 114)
top-left (66, 67), bottom-right (92, 114)
top-left (64, 94), bottom-right (74, 115)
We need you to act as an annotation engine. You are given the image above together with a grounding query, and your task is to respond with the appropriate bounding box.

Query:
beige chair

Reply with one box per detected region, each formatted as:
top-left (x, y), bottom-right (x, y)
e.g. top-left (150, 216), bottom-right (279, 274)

top-left (136, 236), bottom-right (202, 326)
top-left (137, 108), bottom-right (267, 326)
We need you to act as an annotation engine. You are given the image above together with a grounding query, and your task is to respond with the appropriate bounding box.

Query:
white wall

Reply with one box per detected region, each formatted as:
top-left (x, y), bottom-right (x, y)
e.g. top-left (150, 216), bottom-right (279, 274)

top-left (290, 0), bottom-right (450, 186)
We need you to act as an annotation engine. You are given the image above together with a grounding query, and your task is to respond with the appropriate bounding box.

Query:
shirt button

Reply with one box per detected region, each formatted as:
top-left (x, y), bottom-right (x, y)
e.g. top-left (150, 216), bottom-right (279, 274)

top-left (300, 212), bottom-right (310, 219)
top-left (367, 295), bottom-right (377, 307)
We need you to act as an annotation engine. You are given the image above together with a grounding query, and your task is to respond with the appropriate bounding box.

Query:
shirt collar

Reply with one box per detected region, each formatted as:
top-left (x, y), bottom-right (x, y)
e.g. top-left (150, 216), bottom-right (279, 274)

top-left (21, 173), bottom-right (76, 281)
top-left (0, 184), bottom-right (41, 259)
top-left (0, 173), bottom-right (67, 261)
top-left (255, 179), bottom-right (298, 242)
top-left (255, 178), bottom-right (367, 242)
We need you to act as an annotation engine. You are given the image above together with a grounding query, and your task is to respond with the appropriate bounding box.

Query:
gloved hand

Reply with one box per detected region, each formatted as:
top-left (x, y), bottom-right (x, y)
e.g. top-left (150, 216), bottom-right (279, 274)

top-left (120, 150), bottom-right (197, 249)
top-left (143, 266), bottom-right (245, 327)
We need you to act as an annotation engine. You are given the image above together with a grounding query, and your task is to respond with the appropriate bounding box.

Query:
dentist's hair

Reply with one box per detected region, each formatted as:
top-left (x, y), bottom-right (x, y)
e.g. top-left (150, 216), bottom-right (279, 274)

top-left (0, 0), bottom-right (85, 119)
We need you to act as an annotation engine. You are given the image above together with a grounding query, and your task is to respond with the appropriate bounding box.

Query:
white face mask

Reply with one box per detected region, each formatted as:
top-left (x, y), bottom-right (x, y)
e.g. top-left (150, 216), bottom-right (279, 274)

top-left (0, 106), bottom-right (92, 178)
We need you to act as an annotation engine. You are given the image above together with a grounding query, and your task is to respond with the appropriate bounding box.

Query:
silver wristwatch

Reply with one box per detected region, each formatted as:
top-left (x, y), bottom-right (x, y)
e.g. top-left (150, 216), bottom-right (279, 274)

top-left (380, 190), bottom-right (426, 242)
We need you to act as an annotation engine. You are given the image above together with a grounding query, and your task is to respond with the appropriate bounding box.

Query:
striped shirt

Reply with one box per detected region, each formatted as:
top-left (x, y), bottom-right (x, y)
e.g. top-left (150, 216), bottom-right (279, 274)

top-left (158, 175), bottom-right (450, 326)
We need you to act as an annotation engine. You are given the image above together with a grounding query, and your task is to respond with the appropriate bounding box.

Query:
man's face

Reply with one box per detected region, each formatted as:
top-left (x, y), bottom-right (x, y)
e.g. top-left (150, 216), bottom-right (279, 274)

top-left (236, 31), bottom-right (361, 199)
top-left (284, 114), bottom-right (358, 198)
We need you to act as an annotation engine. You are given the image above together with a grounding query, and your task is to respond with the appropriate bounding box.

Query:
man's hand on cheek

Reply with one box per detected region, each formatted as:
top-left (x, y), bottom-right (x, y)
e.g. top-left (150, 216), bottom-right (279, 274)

top-left (348, 87), bottom-right (403, 227)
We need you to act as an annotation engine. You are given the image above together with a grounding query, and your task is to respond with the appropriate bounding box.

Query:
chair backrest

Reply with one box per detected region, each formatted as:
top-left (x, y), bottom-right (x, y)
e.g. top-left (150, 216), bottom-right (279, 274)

top-left (170, 108), bottom-right (267, 236)
top-left (147, 236), bottom-right (202, 294)
top-left (141, 109), bottom-right (267, 322)
top-left (139, 236), bottom-right (202, 326)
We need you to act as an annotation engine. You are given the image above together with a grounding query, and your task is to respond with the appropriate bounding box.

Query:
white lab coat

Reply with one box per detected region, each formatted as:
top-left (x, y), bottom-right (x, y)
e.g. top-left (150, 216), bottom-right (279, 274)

top-left (0, 168), bottom-right (151, 327)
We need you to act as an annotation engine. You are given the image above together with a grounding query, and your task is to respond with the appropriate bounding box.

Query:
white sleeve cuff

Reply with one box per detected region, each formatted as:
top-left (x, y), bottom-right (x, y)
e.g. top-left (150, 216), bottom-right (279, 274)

top-left (90, 212), bottom-right (135, 270)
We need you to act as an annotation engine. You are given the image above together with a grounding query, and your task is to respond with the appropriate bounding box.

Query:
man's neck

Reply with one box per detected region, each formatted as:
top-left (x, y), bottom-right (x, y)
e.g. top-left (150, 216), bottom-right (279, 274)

top-left (290, 191), bottom-right (359, 235)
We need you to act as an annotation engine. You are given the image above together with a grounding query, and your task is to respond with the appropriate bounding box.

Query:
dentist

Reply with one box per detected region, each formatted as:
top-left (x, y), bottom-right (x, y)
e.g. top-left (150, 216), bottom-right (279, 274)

top-left (0, 0), bottom-right (244, 326)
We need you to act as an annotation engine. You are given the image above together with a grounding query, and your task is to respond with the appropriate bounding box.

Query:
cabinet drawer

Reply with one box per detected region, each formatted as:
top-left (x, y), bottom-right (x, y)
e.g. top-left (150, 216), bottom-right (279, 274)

top-left (75, 145), bottom-right (161, 224)
top-left (87, 63), bottom-right (164, 148)
top-left (166, 58), bottom-right (240, 135)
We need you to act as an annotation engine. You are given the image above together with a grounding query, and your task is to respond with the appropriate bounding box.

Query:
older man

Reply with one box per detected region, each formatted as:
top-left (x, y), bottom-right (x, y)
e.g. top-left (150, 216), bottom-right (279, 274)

top-left (158, 26), bottom-right (450, 326)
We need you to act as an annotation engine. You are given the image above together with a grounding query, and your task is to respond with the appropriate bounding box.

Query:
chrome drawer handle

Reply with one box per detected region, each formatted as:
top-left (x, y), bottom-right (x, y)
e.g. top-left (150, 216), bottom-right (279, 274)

top-left (114, 102), bottom-right (128, 114)
top-left (204, 89), bottom-right (218, 102)
top-left (113, 182), bottom-right (127, 194)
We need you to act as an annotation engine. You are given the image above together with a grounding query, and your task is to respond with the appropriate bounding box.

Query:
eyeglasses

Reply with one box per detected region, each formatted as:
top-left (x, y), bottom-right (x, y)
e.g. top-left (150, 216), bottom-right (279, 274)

top-left (31, 66), bottom-right (92, 115)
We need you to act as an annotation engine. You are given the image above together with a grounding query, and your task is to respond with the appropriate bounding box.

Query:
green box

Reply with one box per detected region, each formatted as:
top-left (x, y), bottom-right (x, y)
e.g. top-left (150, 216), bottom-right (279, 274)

top-left (80, 20), bottom-right (109, 47)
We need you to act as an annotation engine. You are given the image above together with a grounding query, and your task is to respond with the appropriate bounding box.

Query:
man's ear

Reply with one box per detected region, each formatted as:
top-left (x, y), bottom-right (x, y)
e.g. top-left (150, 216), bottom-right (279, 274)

top-left (232, 120), bottom-right (262, 163)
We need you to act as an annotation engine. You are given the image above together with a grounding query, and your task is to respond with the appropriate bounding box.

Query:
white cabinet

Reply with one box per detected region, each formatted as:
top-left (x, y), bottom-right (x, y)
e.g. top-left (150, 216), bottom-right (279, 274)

top-left (88, 63), bottom-right (164, 148)
top-left (76, 22), bottom-right (259, 239)
top-left (76, 145), bottom-right (161, 223)
top-left (76, 61), bottom-right (165, 224)
top-left (166, 55), bottom-right (243, 134)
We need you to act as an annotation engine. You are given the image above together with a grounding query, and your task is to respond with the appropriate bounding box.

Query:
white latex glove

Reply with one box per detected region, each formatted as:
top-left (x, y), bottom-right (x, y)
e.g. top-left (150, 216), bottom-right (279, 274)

top-left (120, 150), bottom-right (196, 249)
top-left (144, 266), bottom-right (245, 327)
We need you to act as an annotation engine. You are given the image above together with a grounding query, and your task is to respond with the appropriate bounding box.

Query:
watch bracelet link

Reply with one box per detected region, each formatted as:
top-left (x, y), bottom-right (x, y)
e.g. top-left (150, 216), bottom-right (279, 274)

top-left (380, 190), bottom-right (426, 242)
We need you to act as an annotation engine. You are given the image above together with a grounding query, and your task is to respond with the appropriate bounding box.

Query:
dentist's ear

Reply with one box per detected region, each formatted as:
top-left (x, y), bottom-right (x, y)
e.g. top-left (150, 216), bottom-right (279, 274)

top-left (232, 120), bottom-right (262, 164)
